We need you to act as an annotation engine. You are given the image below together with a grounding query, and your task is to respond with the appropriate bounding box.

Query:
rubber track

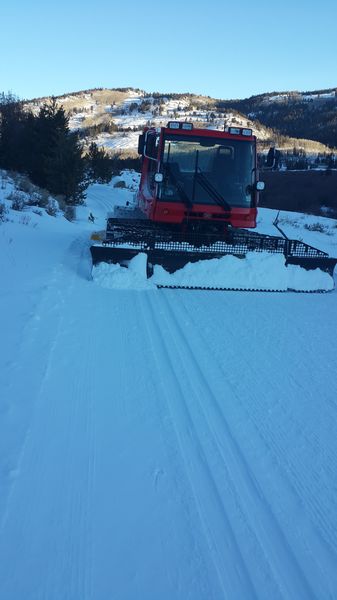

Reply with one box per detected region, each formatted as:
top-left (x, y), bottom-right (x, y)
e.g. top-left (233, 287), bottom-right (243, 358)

top-left (157, 285), bottom-right (330, 293)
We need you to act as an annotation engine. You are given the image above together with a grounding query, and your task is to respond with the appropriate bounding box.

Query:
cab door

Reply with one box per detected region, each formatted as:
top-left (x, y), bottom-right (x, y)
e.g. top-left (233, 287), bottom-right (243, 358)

top-left (138, 130), bottom-right (160, 217)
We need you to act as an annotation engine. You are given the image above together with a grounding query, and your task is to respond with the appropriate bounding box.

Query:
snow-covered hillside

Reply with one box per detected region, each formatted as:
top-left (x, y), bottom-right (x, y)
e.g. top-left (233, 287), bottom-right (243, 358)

top-left (25, 88), bottom-right (273, 153)
top-left (1, 171), bottom-right (337, 599)
top-left (24, 88), bottom-right (336, 158)
top-left (265, 90), bottom-right (337, 104)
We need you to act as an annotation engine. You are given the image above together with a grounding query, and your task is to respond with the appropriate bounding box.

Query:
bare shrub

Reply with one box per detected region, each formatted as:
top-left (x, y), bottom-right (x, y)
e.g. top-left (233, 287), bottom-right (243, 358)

top-left (19, 215), bottom-right (31, 226)
top-left (10, 172), bottom-right (23, 189)
top-left (46, 198), bottom-right (58, 217)
top-left (24, 192), bottom-right (40, 206)
top-left (34, 189), bottom-right (50, 208)
top-left (0, 202), bottom-right (8, 222)
top-left (55, 195), bottom-right (67, 212)
top-left (7, 190), bottom-right (26, 211)
top-left (278, 216), bottom-right (300, 228)
top-left (304, 222), bottom-right (328, 233)
top-left (1, 174), bottom-right (8, 190)
top-left (15, 175), bottom-right (35, 195)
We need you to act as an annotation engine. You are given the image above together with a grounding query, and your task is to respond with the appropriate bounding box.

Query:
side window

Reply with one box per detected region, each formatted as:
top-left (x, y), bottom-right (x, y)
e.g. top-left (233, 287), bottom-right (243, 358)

top-left (148, 153), bottom-right (157, 191)
top-left (145, 133), bottom-right (160, 192)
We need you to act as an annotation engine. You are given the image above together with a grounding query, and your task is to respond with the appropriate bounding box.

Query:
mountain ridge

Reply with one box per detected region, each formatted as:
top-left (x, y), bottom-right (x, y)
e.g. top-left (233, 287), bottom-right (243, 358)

top-left (23, 86), bottom-right (337, 154)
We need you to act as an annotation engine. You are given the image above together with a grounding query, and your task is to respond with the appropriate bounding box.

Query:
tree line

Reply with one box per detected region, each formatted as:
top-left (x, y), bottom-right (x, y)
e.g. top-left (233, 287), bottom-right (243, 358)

top-left (0, 92), bottom-right (114, 205)
top-left (218, 95), bottom-right (337, 149)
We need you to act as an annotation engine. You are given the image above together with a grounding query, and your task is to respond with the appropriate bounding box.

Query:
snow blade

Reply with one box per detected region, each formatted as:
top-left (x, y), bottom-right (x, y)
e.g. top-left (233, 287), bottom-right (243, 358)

top-left (90, 220), bottom-right (337, 292)
top-left (91, 245), bottom-right (143, 269)
top-left (285, 255), bottom-right (337, 277)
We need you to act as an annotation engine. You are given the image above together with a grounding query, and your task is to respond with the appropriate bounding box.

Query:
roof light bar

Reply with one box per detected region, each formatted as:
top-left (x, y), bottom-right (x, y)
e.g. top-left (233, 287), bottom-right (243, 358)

top-left (224, 126), bottom-right (254, 137)
top-left (167, 121), bottom-right (193, 130)
top-left (167, 121), bottom-right (180, 129)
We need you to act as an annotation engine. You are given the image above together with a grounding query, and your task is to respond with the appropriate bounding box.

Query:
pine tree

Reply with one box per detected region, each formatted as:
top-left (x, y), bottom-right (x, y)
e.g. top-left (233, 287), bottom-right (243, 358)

top-left (0, 92), bottom-right (30, 171)
top-left (0, 94), bottom-right (88, 203)
top-left (87, 142), bottom-right (113, 183)
top-left (28, 98), bottom-right (87, 204)
top-left (45, 130), bottom-right (87, 204)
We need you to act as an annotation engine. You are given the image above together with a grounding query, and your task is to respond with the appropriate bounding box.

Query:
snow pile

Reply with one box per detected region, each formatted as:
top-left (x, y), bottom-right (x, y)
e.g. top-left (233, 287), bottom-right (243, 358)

top-left (92, 253), bottom-right (156, 290)
top-left (92, 251), bottom-right (334, 291)
top-left (152, 252), bottom-right (288, 290)
top-left (154, 252), bottom-right (334, 291)
top-left (286, 263), bottom-right (333, 291)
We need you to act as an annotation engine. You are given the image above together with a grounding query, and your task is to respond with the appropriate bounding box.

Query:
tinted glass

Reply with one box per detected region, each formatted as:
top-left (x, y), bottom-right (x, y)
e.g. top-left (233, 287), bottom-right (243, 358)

top-left (160, 134), bottom-right (254, 207)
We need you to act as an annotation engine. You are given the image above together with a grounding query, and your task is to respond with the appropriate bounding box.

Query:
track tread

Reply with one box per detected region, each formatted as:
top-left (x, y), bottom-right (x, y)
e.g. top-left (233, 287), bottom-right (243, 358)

top-left (156, 285), bottom-right (329, 293)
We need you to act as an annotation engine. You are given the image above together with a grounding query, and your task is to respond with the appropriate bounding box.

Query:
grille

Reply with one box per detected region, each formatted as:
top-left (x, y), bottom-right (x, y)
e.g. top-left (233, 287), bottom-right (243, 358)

top-left (105, 218), bottom-right (328, 259)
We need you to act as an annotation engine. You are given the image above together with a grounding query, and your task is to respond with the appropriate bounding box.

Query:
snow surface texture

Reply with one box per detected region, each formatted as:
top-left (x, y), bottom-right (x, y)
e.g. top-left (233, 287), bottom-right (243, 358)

top-left (1, 170), bottom-right (337, 599)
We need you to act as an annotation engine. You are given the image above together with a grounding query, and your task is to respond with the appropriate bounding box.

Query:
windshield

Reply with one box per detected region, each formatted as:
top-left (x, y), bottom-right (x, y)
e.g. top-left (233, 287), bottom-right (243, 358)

top-left (160, 134), bottom-right (255, 208)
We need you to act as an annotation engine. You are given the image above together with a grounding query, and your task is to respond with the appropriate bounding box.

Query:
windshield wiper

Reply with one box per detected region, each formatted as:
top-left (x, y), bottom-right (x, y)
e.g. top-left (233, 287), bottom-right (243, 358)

top-left (165, 163), bottom-right (193, 209)
top-left (195, 169), bottom-right (230, 211)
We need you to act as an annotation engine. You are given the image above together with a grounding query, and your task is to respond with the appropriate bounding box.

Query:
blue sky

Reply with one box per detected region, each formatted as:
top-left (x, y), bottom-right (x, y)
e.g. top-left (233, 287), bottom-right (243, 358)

top-left (2, 0), bottom-right (337, 100)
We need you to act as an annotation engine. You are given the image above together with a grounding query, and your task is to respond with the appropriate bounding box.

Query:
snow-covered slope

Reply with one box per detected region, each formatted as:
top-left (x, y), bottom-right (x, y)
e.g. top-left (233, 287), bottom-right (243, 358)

top-left (25, 87), bottom-right (336, 157)
top-left (1, 172), bottom-right (337, 599)
top-left (25, 88), bottom-right (273, 153)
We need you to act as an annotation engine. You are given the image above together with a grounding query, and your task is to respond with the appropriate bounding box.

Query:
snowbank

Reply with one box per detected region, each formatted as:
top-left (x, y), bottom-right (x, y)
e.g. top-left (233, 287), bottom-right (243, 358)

top-left (92, 253), bottom-right (156, 290)
top-left (92, 251), bottom-right (334, 292)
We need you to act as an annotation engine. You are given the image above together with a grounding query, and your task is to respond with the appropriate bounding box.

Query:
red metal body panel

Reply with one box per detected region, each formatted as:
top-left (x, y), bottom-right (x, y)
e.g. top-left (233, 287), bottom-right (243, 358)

top-left (152, 201), bottom-right (257, 228)
top-left (137, 125), bottom-right (260, 229)
top-left (162, 126), bottom-right (255, 142)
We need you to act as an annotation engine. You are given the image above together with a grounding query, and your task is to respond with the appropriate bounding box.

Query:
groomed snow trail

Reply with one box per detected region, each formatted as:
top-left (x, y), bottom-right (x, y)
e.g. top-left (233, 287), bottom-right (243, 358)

top-left (1, 222), bottom-right (337, 597)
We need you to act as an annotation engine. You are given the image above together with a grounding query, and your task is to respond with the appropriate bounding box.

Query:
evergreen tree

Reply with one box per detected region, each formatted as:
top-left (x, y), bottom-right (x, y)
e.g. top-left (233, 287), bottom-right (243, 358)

top-left (45, 130), bottom-right (87, 204)
top-left (0, 92), bottom-right (31, 171)
top-left (28, 98), bottom-right (87, 204)
top-left (87, 142), bottom-right (113, 183)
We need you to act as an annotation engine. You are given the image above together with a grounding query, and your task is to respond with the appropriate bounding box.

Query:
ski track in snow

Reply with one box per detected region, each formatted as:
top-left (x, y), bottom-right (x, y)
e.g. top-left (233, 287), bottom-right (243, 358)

top-left (157, 292), bottom-right (337, 598)
top-left (140, 293), bottom-right (261, 599)
top-left (0, 238), bottom-right (221, 599)
top-left (0, 236), bottom-right (97, 599)
top-left (138, 290), bottom-right (336, 599)
top-left (176, 291), bottom-right (337, 557)
top-left (1, 207), bottom-right (337, 598)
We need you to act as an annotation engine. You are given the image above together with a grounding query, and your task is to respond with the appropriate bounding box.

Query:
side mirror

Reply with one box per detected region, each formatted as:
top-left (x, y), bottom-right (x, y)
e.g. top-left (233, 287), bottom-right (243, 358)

top-left (154, 173), bottom-right (163, 183)
top-left (266, 147), bottom-right (280, 170)
top-left (138, 134), bottom-right (145, 155)
top-left (266, 147), bottom-right (275, 168)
